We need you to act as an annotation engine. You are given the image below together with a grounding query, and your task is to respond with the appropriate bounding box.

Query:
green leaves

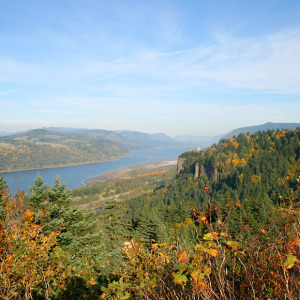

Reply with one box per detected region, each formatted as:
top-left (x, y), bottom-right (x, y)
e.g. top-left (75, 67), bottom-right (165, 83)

top-left (284, 254), bottom-right (298, 269)
top-left (203, 233), bottom-right (214, 241)
top-left (173, 263), bottom-right (189, 285)
top-left (102, 278), bottom-right (131, 300)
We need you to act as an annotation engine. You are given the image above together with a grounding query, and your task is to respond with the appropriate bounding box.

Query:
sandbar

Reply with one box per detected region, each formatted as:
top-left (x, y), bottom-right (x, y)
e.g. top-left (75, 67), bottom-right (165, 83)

top-left (84, 160), bottom-right (177, 185)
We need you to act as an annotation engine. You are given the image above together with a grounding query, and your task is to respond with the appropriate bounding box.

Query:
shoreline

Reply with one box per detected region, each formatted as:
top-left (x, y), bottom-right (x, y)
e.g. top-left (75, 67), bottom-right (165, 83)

top-left (0, 154), bottom-right (131, 174)
top-left (84, 160), bottom-right (177, 185)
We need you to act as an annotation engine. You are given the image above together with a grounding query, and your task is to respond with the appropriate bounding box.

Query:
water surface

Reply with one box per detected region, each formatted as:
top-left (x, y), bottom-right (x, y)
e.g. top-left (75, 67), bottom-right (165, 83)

top-left (2, 147), bottom-right (193, 193)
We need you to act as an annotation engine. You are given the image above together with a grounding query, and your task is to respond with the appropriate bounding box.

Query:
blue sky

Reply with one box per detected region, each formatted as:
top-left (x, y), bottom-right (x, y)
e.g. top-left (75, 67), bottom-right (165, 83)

top-left (0, 0), bottom-right (299, 136)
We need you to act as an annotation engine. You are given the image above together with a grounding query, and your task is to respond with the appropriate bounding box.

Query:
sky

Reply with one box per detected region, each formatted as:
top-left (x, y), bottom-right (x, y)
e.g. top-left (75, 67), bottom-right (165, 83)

top-left (0, 0), bottom-right (299, 136)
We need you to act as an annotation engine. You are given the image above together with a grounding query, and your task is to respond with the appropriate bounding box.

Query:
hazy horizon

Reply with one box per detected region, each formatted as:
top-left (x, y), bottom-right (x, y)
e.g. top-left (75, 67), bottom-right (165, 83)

top-left (1, 1), bottom-right (299, 136)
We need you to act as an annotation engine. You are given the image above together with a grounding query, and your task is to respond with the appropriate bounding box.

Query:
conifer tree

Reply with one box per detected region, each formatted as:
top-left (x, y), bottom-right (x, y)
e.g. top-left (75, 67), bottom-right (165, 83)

top-left (26, 175), bottom-right (105, 265)
top-left (0, 173), bottom-right (9, 220)
top-left (26, 174), bottom-right (49, 208)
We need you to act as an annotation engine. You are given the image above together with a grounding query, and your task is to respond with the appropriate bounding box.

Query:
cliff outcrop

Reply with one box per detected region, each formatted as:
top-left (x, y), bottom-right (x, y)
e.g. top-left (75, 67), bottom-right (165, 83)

top-left (177, 157), bottom-right (186, 176)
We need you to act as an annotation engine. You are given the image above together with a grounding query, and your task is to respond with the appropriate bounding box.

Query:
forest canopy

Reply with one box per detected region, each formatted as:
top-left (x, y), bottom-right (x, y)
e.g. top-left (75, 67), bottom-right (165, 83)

top-left (0, 128), bottom-right (299, 299)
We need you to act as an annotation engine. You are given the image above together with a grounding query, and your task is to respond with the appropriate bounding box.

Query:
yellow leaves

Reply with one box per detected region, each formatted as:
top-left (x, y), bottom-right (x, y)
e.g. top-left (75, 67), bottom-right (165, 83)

top-left (276, 130), bottom-right (287, 140)
top-left (159, 252), bottom-right (170, 263)
top-left (24, 210), bottom-right (35, 225)
top-left (226, 241), bottom-right (240, 251)
top-left (240, 157), bottom-right (247, 165)
top-left (199, 216), bottom-right (207, 223)
top-left (184, 218), bottom-right (194, 228)
top-left (206, 248), bottom-right (219, 258)
top-left (203, 233), bottom-right (215, 241)
top-left (190, 265), bottom-right (211, 293)
top-left (232, 159), bottom-right (239, 167)
top-left (190, 268), bottom-right (202, 281)
top-left (89, 277), bottom-right (97, 285)
top-left (251, 173), bottom-right (262, 183)
top-left (151, 243), bottom-right (159, 251)
top-left (228, 138), bottom-right (240, 148)
top-left (284, 254), bottom-right (297, 269)
top-left (233, 157), bottom-right (247, 167)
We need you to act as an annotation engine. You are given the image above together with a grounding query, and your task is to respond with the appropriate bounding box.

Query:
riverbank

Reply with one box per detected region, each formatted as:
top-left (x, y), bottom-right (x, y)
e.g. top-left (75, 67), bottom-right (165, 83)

top-left (84, 160), bottom-right (177, 185)
top-left (2, 147), bottom-right (189, 193)
top-left (1, 154), bottom-right (131, 173)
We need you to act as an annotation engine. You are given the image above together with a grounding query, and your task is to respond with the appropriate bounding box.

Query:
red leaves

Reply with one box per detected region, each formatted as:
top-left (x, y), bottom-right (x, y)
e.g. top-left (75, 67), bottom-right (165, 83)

top-left (202, 185), bottom-right (209, 192)
top-left (177, 251), bottom-right (189, 263)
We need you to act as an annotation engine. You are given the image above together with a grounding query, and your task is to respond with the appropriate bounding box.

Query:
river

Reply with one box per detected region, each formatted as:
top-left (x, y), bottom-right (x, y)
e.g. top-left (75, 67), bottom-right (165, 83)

top-left (1, 147), bottom-right (193, 193)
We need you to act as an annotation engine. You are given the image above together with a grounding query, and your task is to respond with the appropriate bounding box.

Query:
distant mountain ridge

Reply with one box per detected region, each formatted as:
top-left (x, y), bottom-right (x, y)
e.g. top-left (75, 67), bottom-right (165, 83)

top-left (1, 122), bottom-right (298, 151)
top-left (174, 122), bottom-right (300, 148)
top-left (44, 127), bottom-right (187, 150)
top-left (223, 122), bottom-right (300, 139)
top-left (0, 131), bottom-right (20, 137)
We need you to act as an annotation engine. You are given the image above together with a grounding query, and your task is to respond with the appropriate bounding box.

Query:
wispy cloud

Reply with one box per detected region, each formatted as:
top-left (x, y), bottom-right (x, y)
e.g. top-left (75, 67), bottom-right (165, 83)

top-left (1, 0), bottom-right (299, 135)
top-left (2, 26), bottom-right (300, 95)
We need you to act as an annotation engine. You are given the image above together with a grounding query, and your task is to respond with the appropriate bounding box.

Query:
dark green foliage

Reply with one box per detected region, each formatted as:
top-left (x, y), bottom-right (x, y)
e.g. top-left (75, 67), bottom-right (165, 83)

top-left (26, 175), bottom-right (105, 265)
top-left (26, 174), bottom-right (49, 208)
top-left (122, 129), bottom-right (300, 240)
top-left (0, 173), bottom-right (9, 220)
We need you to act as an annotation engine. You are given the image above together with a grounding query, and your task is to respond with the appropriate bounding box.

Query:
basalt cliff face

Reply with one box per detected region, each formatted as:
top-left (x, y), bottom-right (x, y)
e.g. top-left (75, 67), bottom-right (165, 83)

top-left (177, 157), bottom-right (186, 176)
top-left (194, 162), bottom-right (199, 179)
top-left (177, 156), bottom-right (218, 181)
top-left (193, 162), bottom-right (218, 181)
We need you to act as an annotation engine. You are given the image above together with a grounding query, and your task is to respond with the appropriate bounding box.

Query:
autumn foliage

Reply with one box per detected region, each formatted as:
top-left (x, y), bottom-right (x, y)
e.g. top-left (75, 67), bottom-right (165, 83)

top-left (0, 192), bottom-right (73, 299)
top-left (0, 181), bottom-right (101, 299)
top-left (0, 129), bottom-right (299, 299)
top-left (103, 188), bottom-right (300, 299)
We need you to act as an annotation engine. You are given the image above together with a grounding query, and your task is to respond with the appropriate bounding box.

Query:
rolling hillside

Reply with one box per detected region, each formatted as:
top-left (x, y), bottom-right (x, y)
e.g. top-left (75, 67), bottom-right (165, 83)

top-left (0, 129), bottom-right (129, 171)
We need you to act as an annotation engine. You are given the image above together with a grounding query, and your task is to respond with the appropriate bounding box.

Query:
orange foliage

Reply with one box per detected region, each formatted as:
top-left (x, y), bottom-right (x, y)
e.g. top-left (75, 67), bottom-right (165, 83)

top-left (132, 169), bottom-right (168, 179)
top-left (0, 192), bottom-right (74, 299)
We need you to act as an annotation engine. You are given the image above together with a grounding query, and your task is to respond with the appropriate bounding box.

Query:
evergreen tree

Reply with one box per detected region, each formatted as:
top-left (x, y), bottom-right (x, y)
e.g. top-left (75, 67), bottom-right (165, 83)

top-left (26, 175), bottom-right (105, 265)
top-left (99, 200), bottom-right (132, 271)
top-left (0, 173), bottom-right (9, 220)
top-left (26, 174), bottom-right (49, 208)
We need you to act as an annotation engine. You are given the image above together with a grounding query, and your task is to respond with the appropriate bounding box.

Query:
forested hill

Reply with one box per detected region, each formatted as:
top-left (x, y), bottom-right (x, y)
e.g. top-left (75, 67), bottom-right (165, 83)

top-left (112, 128), bottom-right (299, 298)
top-left (0, 129), bottom-right (299, 299)
top-left (223, 122), bottom-right (300, 139)
top-left (0, 129), bottom-right (129, 171)
top-left (126, 128), bottom-right (300, 239)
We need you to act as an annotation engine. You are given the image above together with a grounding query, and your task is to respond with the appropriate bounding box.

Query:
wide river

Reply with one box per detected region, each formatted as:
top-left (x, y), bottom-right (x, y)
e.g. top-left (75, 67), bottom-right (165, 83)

top-left (2, 147), bottom-right (193, 193)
